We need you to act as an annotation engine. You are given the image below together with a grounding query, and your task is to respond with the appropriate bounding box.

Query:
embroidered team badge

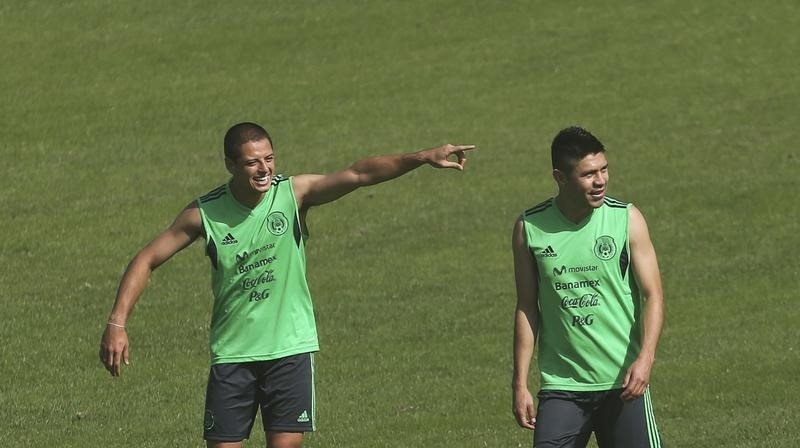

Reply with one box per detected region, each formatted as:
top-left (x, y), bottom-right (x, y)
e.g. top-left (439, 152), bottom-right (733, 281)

top-left (267, 211), bottom-right (289, 236)
top-left (593, 235), bottom-right (617, 260)
top-left (204, 409), bottom-right (215, 431)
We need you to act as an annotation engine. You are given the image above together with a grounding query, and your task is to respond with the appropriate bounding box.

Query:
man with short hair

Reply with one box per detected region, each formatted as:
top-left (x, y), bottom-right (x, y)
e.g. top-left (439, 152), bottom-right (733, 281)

top-left (511, 126), bottom-right (665, 447)
top-left (99, 122), bottom-right (474, 448)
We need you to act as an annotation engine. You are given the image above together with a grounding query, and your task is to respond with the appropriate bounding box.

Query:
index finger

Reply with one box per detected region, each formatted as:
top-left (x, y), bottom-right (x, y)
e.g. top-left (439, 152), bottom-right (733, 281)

top-left (518, 413), bottom-right (536, 430)
top-left (527, 404), bottom-right (537, 429)
top-left (112, 348), bottom-right (122, 377)
top-left (100, 346), bottom-right (114, 374)
top-left (449, 144), bottom-right (475, 153)
top-left (620, 382), bottom-right (642, 401)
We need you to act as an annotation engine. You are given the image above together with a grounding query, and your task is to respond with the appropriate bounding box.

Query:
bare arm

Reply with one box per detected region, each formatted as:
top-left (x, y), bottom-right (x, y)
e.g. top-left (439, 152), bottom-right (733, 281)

top-left (512, 217), bottom-right (540, 430)
top-left (620, 204), bottom-right (665, 400)
top-left (99, 202), bottom-right (203, 377)
top-left (291, 144), bottom-right (474, 211)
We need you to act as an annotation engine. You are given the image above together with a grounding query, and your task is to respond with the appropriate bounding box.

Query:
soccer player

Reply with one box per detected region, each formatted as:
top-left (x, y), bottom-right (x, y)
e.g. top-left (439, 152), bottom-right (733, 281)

top-left (511, 126), bottom-right (665, 447)
top-left (99, 122), bottom-right (474, 448)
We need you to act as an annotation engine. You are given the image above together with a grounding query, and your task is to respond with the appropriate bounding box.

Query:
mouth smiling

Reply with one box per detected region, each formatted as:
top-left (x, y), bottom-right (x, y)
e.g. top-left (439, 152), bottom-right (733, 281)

top-left (253, 174), bottom-right (271, 187)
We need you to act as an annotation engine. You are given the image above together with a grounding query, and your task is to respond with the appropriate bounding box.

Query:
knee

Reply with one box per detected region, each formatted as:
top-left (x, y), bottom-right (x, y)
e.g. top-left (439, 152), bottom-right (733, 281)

top-left (267, 432), bottom-right (304, 448)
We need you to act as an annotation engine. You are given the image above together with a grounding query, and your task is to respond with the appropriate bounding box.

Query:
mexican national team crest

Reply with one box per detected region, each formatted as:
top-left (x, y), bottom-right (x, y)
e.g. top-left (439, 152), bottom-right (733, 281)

top-left (267, 211), bottom-right (289, 236)
top-left (594, 235), bottom-right (617, 260)
top-left (204, 409), bottom-right (215, 431)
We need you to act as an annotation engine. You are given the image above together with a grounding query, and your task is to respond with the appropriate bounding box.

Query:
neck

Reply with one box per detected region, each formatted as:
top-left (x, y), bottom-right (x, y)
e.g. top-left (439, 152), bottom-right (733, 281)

top-left (555, 194), bottom-right (592, 224)
top-left (229, 181), bottom-right (264, 209)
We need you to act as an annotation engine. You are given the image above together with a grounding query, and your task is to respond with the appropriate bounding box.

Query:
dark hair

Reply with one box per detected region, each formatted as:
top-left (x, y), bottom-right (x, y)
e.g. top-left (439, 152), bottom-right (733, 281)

top-left (223, 122), bottom-right (273, 160)
top-left (550, 126), bottom-right (605, 172)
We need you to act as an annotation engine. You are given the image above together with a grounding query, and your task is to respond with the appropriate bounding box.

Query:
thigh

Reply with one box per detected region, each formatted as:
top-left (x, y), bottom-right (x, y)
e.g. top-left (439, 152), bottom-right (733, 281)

top-left (258, 352), bottom-right (316, 433)
top-left (204, 363), bottom-right (260, 443)
top-left (594, 388), bottom-right (663, 448)
top-left (534, 390), bottom-right (593, 448)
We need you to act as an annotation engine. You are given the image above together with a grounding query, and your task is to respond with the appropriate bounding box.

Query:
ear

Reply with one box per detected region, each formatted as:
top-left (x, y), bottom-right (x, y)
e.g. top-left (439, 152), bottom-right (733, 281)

top-left (552, 169), bottom-right (567, 186)
top-left (224, 157), bottom-right (235, 175)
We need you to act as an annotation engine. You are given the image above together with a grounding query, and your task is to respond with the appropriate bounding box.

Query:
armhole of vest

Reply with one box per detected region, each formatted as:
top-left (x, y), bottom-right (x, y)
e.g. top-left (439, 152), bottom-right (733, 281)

top-left (621, 204), bottom-right (633, 280)
top-left (520, 213), bottom-right (535, 257)
top-left (626, 203), bottom-right (633, 256)
top-left (287, 176), bottom-right (308, 248)
top-left (518, 212), bottom-right (525, 240)
top-left (520, 214), bottom-right (541, 283)
top-left (197, 201), bottom-right (218, 269)
top-left (206, 236), bottom-right (218, 270)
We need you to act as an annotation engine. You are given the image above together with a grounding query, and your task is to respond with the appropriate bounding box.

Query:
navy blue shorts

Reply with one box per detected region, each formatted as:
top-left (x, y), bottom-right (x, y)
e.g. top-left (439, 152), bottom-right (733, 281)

top-left (534, 388), bottom-right (663, 448)
top-left (203, 353), bottom-right (315, 442)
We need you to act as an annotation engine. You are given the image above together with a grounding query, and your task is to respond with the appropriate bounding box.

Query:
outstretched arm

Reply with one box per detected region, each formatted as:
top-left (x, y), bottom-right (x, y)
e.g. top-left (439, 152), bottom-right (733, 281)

top-left (512, 217), bottom-right (540, 430)
top-left (621, 205), bottom-right (665, 400)
top-left (292, 143), bottom-right (474, 210)
top-left (99, 203), bottom-right (203, 377)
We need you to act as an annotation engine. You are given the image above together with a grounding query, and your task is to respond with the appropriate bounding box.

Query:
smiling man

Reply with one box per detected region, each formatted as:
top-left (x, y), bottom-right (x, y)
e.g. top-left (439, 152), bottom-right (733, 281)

top-left (99, 122), bottom-right (474, 448)
top-left (511, 126), bottom-right (665, 447)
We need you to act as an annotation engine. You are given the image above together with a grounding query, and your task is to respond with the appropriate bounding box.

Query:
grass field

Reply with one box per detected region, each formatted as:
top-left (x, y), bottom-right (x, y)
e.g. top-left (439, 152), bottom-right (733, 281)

top-left (1, 1), bottom-right (799, 446)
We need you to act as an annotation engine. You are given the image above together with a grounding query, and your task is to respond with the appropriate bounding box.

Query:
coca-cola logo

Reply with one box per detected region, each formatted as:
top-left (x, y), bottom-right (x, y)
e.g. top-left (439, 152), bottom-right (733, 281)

top-left (242, 270), bottom-right (275, 291)
top-left (560, 293), bottom-right (601, 310)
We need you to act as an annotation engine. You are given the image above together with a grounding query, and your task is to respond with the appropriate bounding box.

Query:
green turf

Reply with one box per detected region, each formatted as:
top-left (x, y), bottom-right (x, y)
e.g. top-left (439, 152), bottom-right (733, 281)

top-left (1, 1), bottom-right (798, 446)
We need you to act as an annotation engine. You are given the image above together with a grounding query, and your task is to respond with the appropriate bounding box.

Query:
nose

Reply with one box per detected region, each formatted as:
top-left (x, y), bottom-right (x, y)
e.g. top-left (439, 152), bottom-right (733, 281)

top-left (593, 174), bottom-right (606, 187)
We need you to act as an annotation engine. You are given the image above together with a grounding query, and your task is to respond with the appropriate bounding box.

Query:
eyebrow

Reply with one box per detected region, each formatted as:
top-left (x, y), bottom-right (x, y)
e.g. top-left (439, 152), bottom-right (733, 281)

top-left (244, 154), bottom-right (273, 162)
top-left (580, 164), bottom-right (608, 175)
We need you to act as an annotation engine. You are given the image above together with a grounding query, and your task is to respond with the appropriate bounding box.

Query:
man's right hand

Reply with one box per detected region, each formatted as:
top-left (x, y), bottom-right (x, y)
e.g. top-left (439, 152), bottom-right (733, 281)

top-left (418, 144), bottom-right (475, 171)
top-left (513, 387), bottom-right (537, 430)
top-left (99, 324), bottom-right (130, 377)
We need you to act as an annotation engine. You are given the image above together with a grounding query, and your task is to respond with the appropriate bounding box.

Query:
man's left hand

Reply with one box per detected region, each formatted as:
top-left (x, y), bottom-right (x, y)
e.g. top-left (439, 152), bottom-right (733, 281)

top-left (620, 355), bottom-right (653, 401)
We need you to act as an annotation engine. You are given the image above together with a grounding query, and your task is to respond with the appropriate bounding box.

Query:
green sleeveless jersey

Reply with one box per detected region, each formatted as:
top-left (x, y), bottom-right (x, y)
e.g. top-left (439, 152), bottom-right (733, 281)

top-left (522, 196), bottom-right (641, 391)
top-left (197, 175), bottom-right (318, 365)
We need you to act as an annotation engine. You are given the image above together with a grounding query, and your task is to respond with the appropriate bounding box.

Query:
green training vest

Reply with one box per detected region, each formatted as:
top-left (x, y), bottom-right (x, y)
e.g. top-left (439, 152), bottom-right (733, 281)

top-left (522, 196), bottom-right (641, 391)
top-left (197, 176), bottom-right (319, 365)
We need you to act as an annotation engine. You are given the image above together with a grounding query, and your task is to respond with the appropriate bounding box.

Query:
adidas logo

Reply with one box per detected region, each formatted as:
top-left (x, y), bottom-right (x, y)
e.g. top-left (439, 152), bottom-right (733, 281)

top-left (540, 246), bottom-right (558, 257)
top-left (296, 410), bottom-right (310, 423)
top-left (221, 233), bottom-right (239, 246)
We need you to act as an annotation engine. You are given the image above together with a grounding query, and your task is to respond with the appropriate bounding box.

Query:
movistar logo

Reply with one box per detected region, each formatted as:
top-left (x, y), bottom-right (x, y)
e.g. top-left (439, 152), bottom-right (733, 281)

top-left (297, 410), bottom-right (310, 423)
top-left (235, 242), bottom-right (275, 263)
top-left (540, 246), bottom-right (558, 257)
top-left (221, 233), bottom-right (238, 246)
top-left (553, 265), bottom-right (599, 276)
